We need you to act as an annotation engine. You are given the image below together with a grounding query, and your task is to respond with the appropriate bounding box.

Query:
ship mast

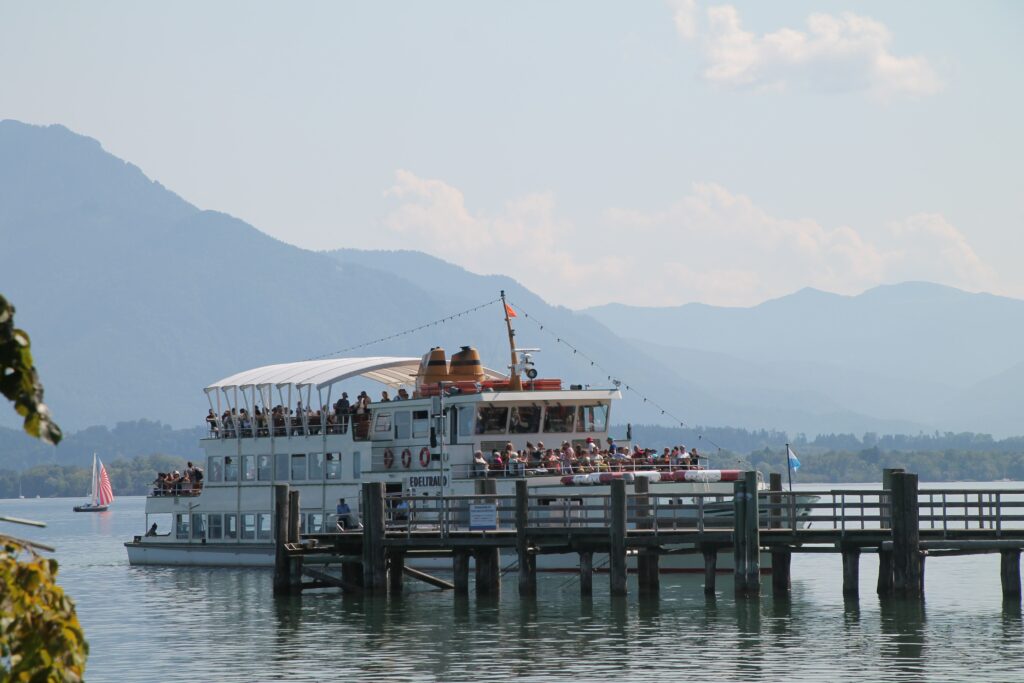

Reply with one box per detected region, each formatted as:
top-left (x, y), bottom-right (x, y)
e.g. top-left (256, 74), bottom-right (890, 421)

top-left (501, 290), bottom-right (522, 391)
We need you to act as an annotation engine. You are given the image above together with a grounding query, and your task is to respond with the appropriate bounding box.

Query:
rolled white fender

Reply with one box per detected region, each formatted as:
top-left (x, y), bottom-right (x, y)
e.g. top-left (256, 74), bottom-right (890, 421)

top-left (684, 470), bottom-right (723, 483)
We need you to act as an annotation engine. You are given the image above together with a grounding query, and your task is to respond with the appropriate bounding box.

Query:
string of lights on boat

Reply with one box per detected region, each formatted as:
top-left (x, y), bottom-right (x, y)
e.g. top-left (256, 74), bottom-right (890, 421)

top-left (305, 295), bottom-right (725, 453)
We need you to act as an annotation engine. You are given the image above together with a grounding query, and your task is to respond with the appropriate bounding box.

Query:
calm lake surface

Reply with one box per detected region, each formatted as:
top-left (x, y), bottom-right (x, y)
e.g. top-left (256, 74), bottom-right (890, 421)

top-left (4, 486), bottom-right (1024, 682)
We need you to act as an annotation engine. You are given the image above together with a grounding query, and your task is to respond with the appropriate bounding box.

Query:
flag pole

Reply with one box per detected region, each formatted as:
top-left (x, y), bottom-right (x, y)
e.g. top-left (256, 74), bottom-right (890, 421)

top-left (785, 442), bottom-right (793, 493)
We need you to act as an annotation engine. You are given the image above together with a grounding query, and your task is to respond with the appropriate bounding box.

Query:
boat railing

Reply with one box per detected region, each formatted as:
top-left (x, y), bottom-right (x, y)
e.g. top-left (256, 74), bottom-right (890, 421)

top-left (377, 487), bottom-right (1024, 537)
top-left (448, 462), bottom-right (722, 481)
top-left (205, 412), bottom-right (371, 440)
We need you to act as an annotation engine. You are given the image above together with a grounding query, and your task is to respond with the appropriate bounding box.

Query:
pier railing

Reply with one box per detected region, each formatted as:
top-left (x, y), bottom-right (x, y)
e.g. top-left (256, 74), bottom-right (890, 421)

top-left (379, 487), bottom-right (1024, 538)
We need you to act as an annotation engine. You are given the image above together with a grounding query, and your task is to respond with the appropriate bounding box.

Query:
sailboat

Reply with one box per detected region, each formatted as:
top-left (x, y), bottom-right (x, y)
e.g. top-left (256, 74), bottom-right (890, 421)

top-left (74, 453), bottom-right (115, 512)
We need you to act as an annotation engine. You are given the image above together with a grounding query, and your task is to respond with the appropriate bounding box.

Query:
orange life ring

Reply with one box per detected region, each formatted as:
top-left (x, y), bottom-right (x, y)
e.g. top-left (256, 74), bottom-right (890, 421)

top-left (419, 447), bottom-right (431, 468)
top-left (401, 448), bottom-right (412, 469)
top-left (383, 448), bottom-right (394, 469)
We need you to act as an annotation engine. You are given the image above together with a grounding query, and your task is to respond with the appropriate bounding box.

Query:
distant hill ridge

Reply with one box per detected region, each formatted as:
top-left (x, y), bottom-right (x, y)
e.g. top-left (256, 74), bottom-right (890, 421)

top-left (2, 119), bottom-right (1023, 436)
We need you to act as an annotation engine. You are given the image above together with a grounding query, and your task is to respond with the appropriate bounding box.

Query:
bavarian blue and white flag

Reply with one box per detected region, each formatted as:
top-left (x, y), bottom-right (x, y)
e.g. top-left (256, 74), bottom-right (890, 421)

top-left (787, 445), bottom-right (801, 471)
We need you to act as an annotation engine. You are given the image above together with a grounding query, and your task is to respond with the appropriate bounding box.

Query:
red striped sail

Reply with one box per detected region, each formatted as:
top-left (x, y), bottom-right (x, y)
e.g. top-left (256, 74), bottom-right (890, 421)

top-left (97, 460), bottom-right (115, 506)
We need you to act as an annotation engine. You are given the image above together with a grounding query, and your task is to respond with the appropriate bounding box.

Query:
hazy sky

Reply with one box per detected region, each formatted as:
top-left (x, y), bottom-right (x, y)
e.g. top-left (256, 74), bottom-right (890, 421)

top-left (2, 1), bottom-right (1022, 308)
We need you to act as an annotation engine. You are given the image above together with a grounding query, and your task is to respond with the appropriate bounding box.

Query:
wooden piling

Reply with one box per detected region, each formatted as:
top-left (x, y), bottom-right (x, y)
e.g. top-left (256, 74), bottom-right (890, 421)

top-left (389, 552), bottom-right (405, 594)
top-left (273, 484), bottom-right (290, 595)
top-left (842, 545), bottom-right (861, 597)
top-left (341, 560), bottom-right (363, 592)
top-left (877, 467), bottom-right (903, 596)
top-left (609, 478), bottom-right (628, 597)
top-left (515, 480), bottom-right (536, 597)
top-left (733, 471), bottom-right (760, 596)
top-left (634, 477), bottom-right (659, 595)
top-left (453, 550), bottom-right (470, 596)
top-left (1002, 550), bottom-right (1021, 601)
top-left (702, 544), bottom-right (718, 595)
top-left (769, 473), bottom-right (791, 596)
top-left (287, 489), bottom-right (302, 593)
top-left (891, 471), bottom-right (922, 597)
top-left (474, 548), bottom-right (500, 596)
top-left (579, 551), bottom-right (594, 597)
top-left (361, 482), bottom-right (387, 592)
top-left (877, 550), bottom-right (894, 596)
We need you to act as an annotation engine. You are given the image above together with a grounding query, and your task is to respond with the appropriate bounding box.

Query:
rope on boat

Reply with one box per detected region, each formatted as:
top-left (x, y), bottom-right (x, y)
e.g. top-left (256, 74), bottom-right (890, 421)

top-left (305, 297), bottom-right (503, 361)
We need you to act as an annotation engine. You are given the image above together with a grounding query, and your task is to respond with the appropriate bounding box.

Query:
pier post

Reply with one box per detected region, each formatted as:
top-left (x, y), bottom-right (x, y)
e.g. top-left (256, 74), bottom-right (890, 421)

top-left (842, 545), bottom-right (861, 598)
top-left (891, 472), bottom-right (922, 597)
top-left (388, 552), bottom-right (405, 594)
top-left (453, 550), bottom-right (470, 596)
top-left (580, 551), bottom-right (594, 597)
top-left (877, 550), bottom-right (894, 596)
top-left (634, 477), bottom-right (659, 596)
top-left (702, 544), bottom-right (718, 595)
top-left (769, 473), bottom-right (791, 596)
top-left (877, 467), bottom-right (903, 596)
top-left (515, 480), bottom-right (536, 597)
top-left (341, 560), bottom-right (363, 592)
top-left (733, 471), bottom-right (760, 596)
top-left (1001, 550), bottom-right (1021, 601)
top-left (273, 484), bottom-right (291, 595)
top-left (609, 478), bottom-right (628, 597)
top-left (474, 547), bottom-right (501, 596)
top-left (287, 489), bottom-right (303, 594)
top-left (362, 482), bottom-right (388, 592)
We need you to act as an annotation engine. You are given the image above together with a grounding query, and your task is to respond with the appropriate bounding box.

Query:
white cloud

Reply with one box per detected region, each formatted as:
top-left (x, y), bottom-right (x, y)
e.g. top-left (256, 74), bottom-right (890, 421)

top-left (674, 3), bottom-right (942, 97)
top-left (668, 0), bottom-right (698, 40)
top-left (379, 171), bottom-right (995, 308)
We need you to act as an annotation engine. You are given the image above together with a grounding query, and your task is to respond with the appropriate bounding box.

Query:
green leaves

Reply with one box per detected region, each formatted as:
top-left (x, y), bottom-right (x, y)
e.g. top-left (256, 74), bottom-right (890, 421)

top-left (0, 295), bottom-right (61, 445)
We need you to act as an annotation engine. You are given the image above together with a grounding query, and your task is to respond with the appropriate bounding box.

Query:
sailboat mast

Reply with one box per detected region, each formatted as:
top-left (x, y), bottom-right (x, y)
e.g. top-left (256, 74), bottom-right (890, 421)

top-left (91, 453), bottom-right (98, 505)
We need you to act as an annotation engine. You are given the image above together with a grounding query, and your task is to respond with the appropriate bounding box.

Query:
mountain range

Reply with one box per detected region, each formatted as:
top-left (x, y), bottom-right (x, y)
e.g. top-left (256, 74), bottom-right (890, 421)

top-left (1, 119), bottom-right (1022, 443)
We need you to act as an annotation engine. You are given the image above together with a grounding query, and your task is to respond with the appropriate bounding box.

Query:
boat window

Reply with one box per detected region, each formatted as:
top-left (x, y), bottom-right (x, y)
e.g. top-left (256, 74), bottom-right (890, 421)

top-left (191, 513), bottom-right (205, 539)
top-left (208, 514), bottom-right (223, 540)
top-left (257, 455), bottom-right (272, 481)
top-left (352, 451), bottom-right (361, 479)
top-left (175, 513), bottom-right (190, 540)
top-left (394, 411), bottom-right (411, 439)
top-left (510, 405), bottom-right (541, 434)
top-left (308, 453), bottom-right (324, 480)
top-left (291, 454), bottom-right (307, 481)
top-left (326, 453), bottom-right (342, 480)
top-left (241, 513), bottom-right (256, 540)
top-left (412, 410), bottom-right (429, 438)
top-left (374, 413), bottom-right (392, 433)
top-left (543, 405), bottom-right (576, 433)
top-left (242, 455), bottom-right (256, 481)
top-left (257, 513), bottom-right (272, 540)
top-left (208, 457), bottom-right (223, 483)
top-left (224, 456), bottom-right (238, 482)
top-left (475, 405), bottom-right (509, 434)
top-left (458, 406), bottom-right (475, 439)
top-left (224, 514), bottom-right (238, 540)
top-left (307, 513), bottom-right (324, 533)
top-left (276, 454), bottom-right (289, 481)
top-left (577, 404), bottom-right (608, 433)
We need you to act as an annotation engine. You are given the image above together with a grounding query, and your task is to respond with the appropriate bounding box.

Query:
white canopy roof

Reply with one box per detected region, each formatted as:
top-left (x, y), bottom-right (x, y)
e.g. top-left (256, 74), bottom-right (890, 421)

top-left (204, 356), bottom-right (508, 393)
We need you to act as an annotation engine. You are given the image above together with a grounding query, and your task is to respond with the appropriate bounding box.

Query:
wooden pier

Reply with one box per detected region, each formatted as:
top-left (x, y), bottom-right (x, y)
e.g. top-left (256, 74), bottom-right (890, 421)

top-left (273, 469), bottom-right (1024, 601)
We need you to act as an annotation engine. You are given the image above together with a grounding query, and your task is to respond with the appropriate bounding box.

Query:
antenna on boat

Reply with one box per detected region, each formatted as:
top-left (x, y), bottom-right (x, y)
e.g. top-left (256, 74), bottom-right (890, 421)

top-left (501, 290), bottom-right (523, 391)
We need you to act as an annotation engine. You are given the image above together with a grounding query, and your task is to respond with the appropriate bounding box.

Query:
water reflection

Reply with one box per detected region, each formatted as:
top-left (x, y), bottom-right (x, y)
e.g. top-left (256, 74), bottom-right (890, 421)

top-left (879, 597), bottom-right (926, 680)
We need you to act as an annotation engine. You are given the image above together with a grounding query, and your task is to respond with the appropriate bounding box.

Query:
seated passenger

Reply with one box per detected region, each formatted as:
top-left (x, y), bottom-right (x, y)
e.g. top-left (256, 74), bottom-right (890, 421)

top-left (472, 451), bottom-right (489, 478)
top-left (145, 523), bottom-right (158, 537)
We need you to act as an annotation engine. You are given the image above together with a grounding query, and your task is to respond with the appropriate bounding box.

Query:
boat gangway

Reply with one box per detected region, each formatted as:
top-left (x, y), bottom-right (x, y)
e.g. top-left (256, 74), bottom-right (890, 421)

top-left (273, 469), bottom-right (1024, 601)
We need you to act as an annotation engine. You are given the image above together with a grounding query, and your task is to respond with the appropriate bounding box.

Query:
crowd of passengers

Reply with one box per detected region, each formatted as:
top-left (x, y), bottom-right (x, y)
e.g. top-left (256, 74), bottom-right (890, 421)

top-left (152, 461), bottom-right (204, 496)
top-left (471, 438), bottom-right (705, 477)
top-left (205, 389), bottom-right (408, 438)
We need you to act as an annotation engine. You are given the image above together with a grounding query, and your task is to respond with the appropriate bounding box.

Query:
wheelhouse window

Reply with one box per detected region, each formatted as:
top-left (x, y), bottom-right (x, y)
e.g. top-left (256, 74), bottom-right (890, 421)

top-left (208, 514), bottom-right (223, 540)
top-left (276, 454), bottom-right (289, 481)
top-left (326, 453), bottom-right (342, 480)
top-left (241, 513), bottom-right (256, 540)
top-left (224, 514), bottom-right (238, 540)
top-left (475, 405), bottom-right (509, 434)
top-left (224, 456), bottom-right (238, 482)
top-left (394, 411), bottom-right (411, 439)
top-left (242, 455), bottom-right (256, 481)
top-left (209, 457), bottom-right (223, 483)
top-left (458, 406), bottom-right (475, 438)
top-left (510, 405), bottom-right (541, 434)
top-left (412, 410), bottom-right (430, 438)
top-left (308, 453), bottom-right (324, 480)
top-left (175, 514), bottom-right (190, 539)
top-left (543, 405), bottom-right (576, 433)
top-left (576, 404), bottom-right (608, 433)
top-left (374, 413), bottom-right (392, 434)
top-left (258, 455), bottom-right (272, 481)
top-left (257, 513), bottom-right (272, 540)
top-left (291, 454), bottom-right (307, 481)
top-left (352, 451), bottom-right (361, 479)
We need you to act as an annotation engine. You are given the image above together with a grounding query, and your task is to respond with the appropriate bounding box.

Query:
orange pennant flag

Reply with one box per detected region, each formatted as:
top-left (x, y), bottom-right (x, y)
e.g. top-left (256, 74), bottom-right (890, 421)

top-left (504, 302), bottom-right (517, 318)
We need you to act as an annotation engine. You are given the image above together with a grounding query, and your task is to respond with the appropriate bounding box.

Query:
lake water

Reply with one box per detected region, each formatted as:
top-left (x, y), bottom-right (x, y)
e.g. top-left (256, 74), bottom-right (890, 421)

top-left (3, 489), bottom-right (1024, 682)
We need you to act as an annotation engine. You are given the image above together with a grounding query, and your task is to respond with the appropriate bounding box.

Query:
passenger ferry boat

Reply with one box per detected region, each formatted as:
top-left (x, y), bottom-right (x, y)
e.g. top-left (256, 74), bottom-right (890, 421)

top-left (125, 297), bottom-right (812, 570)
